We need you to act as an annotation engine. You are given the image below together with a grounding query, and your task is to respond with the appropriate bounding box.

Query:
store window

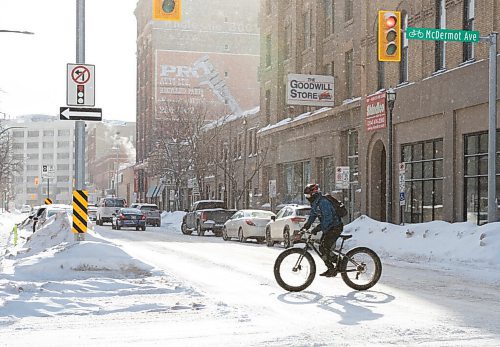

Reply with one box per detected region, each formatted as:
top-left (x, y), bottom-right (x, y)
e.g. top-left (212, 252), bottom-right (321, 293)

top-left (402, 139), bottom-right (444, 223)
top-left (464, 131), bottom-right (500, 225)
top-left (283, 161), bottom-right (311, 204)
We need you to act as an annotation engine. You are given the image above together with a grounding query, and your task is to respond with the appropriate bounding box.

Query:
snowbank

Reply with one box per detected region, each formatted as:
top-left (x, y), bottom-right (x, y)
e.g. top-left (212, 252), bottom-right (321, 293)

top-left (161, 211), bottom-right (186, 232)
top-left (344, 215), bottom-right (500, 268)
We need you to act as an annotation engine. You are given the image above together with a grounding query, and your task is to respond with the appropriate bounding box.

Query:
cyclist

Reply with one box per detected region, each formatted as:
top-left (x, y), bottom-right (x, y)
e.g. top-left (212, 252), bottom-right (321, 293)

top-left (301, 183), bottom-right (343, 277)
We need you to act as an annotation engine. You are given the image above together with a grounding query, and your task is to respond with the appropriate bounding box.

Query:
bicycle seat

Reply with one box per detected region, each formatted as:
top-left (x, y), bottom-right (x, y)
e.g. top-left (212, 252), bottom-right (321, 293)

top-left (339, 234), bottom-right (352, 240)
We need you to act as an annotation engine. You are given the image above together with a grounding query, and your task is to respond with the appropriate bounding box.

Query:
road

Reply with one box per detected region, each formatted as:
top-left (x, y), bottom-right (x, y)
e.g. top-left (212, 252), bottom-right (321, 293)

top-left (83, 224), bottom-right (500, 346)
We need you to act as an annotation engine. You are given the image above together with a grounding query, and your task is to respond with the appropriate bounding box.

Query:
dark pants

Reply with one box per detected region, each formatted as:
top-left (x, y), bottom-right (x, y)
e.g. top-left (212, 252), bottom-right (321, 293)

top-left (319, 224), bottom-right (343, 268)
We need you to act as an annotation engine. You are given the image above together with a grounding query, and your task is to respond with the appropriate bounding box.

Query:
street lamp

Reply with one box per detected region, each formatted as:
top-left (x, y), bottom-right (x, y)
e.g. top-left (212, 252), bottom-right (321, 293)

top-left (386, 88), bottom-right (397, 224)
top-left (113, 132), bottom-right (121, 198)
top-left (0, 30), bottom-right (34, 35)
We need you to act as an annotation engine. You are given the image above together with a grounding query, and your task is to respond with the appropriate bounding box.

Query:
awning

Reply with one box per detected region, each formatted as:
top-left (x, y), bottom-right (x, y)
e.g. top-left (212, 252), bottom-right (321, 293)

top-left (152, 184), bottom-right (164, 198)
top-left (146, 186), bottom-right (157, 198)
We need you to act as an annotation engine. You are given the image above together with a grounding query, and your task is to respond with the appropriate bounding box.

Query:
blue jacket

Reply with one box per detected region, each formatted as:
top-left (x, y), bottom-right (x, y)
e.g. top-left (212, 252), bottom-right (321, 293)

top-left (305, 194), bottom-right (342, 233)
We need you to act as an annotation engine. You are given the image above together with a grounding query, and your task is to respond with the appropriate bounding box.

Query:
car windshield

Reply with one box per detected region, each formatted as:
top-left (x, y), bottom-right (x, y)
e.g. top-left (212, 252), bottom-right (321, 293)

top-left (248, 211), bottom-right (275, 218)
top-left (295, 208), bottom-right (311, 217)
top-left (140, 205), bottom-right (158, 211)
top-left (47, 209), bottom-right (65, 217)
top-left (121, 208), bottom-right (140, 214)
top-left (196, 201), bottom-right (225, 209)
top-left (104, 199), bottom-right (125, 207)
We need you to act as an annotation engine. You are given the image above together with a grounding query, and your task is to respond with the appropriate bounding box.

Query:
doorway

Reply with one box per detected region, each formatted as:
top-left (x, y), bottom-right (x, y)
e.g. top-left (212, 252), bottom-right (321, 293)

top-left (370, 140), bottom-right (386, 221)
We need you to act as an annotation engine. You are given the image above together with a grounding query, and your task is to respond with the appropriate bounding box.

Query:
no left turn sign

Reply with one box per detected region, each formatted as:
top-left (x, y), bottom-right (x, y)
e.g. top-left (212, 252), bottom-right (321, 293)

top-left (71, 65), bottom-right (91, 84)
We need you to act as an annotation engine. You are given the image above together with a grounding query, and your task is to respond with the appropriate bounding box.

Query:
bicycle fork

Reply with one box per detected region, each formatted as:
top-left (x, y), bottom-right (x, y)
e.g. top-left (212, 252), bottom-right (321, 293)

top-left (292, 247), bottom-right (310, 272)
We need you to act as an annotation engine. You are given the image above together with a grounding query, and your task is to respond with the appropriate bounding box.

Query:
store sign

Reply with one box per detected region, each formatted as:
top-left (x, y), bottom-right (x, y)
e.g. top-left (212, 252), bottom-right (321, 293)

top-left (286, 74), bottom-right (334, 107)
top-left (366, 91), bottom-right (387, 131)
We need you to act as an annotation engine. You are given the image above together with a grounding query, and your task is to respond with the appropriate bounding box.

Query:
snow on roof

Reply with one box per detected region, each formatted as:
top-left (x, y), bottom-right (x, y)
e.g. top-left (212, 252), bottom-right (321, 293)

top-left (258, 107), bottom-right (332, 134)
top-left (203, 106), bottom-right (260, 131)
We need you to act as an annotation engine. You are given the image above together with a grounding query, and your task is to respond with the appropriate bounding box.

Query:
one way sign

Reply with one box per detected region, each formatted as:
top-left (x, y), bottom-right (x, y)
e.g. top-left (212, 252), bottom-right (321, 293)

top-left (60, 107), bottom-right (102, 121)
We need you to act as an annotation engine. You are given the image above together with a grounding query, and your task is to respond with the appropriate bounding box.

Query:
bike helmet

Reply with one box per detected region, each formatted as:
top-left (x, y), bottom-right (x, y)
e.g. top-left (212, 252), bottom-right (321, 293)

top-left (304, 183), bottom-right (320, 202)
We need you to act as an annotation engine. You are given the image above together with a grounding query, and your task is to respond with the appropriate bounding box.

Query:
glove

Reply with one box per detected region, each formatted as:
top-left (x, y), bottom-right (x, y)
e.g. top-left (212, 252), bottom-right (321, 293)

top-left (302, 222), bottom-right (311, 231)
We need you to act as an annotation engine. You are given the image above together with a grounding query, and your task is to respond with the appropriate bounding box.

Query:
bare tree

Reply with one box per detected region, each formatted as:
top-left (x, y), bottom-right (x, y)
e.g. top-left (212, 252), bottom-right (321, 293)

top-left (0, 125), bottom-right (23, 198)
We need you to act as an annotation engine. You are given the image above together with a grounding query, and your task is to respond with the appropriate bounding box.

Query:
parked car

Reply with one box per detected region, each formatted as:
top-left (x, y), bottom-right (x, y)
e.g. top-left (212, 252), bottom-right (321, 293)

top-left (223, 209), bottom-right (276, 243)
top-left (265, 204), bottom-right (320, 248)
top-left (88, 203), bottom-right (98, 221)
top-left (181, 200), bottom-right (237, 236)
top-left (20, 204), bottom-right (32, 213)
top-left (34, 204), bottom-right (73, 232)
top-left (133, 203), bottom-right (162, 227)
top-left (111, 208), bottom-right (146, 231)
top-left (96, 198), bottom-right (127, 226)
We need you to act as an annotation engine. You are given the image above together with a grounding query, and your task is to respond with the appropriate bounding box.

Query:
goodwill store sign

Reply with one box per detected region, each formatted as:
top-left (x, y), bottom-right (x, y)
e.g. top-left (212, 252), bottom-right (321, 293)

top-left (287, 74), bottom-right (334, 107)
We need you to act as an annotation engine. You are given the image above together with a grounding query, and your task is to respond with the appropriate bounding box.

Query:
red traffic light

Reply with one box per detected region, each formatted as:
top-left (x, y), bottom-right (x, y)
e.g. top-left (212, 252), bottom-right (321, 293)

top-left (386, 16), bottom-right (397, 28)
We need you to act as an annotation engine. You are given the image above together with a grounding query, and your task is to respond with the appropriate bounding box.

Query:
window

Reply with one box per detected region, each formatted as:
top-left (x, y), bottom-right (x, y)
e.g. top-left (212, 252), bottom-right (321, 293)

top-left (435, 0), bottom-right (446, 71)
top-left (13, 143), bottom-right (24, 149)
top-left (57, 153), bottom-right (70, 159)
top-left (43, 153), bottom-right (53, 159)
top-left (43, 142), bottom-right (53, 149)
top-left (12, 131), bottom-right (24, 138)
top-left (345, 49), bottom-right (353, 98)
top-left (400, 12), bottom-right (409, 83)
top-left (27, 142), bottom-right (39, 149)
top-left (348, 130), bottom-right (360, 221)
top-left (43, 130), bottom-right (54, 136)
top-left (303, 8), bottom-right (312, 49)
top-left (285, 19), bottom-right (292, 59)
top-left (26, 164), bottom-right (38, 171)
top-left (377, 61), bottom-right (385, 91)
top-left (324, 0), bottom-right (334, 35)
top-left (265, 89), bottom-right (271, 124)
top-left (28, 131), bottom-right (39, 137)
top-left (345, 0), bottom-right (353, 22)
top-left (27, 153), bottom-right (39, 160)
top-left (265, 34), bottom-right (272, 67)
top-left (57, 164), bottom-right (70, 170)
top-left (57, 141), bottom-right (69, 148)
top-left (57, 176), bottom-right (70, 183)
top-left (463, 0), bottom-right (475, 62)
top-left (464, 131), bottom-right (500, 225)
top-left (402, 139), bottom-right (444, 223)
top-left (58, 129), bottom-right (71, 136)
top-left (283, 161), bottom-right (311, 204)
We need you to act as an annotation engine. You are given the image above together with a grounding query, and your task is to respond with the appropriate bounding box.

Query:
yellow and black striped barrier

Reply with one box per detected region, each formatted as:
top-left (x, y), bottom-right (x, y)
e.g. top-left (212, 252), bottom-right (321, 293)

top-left (72, 190), bottom-right (88, 234)
top-left (44, 198), bottom-right (52, 205)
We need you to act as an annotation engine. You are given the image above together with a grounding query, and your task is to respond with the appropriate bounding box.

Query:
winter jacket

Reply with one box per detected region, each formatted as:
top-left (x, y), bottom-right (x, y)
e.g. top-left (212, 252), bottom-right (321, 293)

top-left (305, 194), bottom-right (342, 233)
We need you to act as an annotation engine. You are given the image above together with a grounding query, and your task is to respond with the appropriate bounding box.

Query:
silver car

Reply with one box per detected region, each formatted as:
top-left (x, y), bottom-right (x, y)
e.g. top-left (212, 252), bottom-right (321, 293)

top-left (223, 209), bottom-right (276, 243)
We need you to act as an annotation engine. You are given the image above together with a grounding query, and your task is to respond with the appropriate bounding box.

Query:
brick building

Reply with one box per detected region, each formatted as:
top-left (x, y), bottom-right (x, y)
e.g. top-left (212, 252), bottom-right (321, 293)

top-left (258, 0), bottom-right (500, 224)
top-left (134, 0), bottom-right (260, 208)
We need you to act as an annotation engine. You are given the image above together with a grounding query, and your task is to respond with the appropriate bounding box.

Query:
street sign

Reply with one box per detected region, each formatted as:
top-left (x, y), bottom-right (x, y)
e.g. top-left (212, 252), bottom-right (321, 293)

top-left (67, 63), bottom-right (95, 106)
top-left (335, 166), bottom-right (350, 190)
top-left (406, 27), bottom-right (480, 43)
top-left (399, 192), bottom-right (406, 206)
top-left (41, 165), bottom-right (55, 179)
top-left (60, 107), bottom-right (102, 121)
top-left (45, 198), bottom-right (53, 205)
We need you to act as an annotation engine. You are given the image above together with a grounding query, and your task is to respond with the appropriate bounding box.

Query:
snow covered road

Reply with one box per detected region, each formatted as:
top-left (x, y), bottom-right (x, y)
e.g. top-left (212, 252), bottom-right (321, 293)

top-left (89, 225), bottom-right (500, 346)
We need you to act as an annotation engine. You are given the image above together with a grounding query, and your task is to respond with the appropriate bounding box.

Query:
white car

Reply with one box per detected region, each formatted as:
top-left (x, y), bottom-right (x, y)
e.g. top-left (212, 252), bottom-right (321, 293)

top-left (223, 209), bottom-right (276, 243)
top-left (88, 204), bottom-right (98, 221)
top-left (20, 204), bottom-right (32, 213)
top-left (265, 204), bottom-right (319, 248)
top-left (96, 198), bottom-right (127, 225)
top-left (34, 204), bottom-right (73, 231)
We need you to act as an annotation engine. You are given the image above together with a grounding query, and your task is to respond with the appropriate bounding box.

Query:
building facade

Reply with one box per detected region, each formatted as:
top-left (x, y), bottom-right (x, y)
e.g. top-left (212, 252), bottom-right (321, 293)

top-left (258, 0), bottom-right (500, 224)
top-left (6, 115), bottom-right (76, 207)
top-left (134, 0), bottom-right (260, 208)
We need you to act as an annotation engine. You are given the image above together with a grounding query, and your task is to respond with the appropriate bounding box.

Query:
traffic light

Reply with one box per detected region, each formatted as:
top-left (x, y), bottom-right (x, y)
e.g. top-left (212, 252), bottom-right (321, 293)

top-left (153, 0), bottom-right (181, 21)
top-left (378, 10), bottom-right (401, 62)
top-left (77, 85), bottom-right (85, 105)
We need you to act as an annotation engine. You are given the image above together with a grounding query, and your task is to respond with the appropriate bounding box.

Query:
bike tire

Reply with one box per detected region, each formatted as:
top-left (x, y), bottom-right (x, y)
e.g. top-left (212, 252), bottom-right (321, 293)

top-left (274, 248), bottom-right (316, 292)
top-left (340, 247), bottom-right (382, 291)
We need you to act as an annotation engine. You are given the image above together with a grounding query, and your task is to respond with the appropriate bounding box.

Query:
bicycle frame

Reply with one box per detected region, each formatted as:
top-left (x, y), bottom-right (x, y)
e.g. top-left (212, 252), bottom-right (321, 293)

top-left (294, 232), bottom-right (363, 274)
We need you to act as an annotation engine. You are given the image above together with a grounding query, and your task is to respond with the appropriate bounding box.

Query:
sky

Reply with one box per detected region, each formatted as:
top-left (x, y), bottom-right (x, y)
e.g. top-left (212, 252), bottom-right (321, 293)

top-left (0, 0), bottom-right (138, 122)
top-left (0, 210), bottom-right (499, 345)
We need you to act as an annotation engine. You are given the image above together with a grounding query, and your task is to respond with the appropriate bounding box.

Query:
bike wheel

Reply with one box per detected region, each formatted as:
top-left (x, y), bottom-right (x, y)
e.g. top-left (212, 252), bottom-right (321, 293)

top-left (274, 248), bottom-right (316, 292)
top-left (340, 247), bottom-right (382, 291)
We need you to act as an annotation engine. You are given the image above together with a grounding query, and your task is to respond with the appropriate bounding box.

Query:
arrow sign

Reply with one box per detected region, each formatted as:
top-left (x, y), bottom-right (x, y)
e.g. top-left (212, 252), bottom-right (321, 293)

top-left (60, 107), bottom-right (102, 121)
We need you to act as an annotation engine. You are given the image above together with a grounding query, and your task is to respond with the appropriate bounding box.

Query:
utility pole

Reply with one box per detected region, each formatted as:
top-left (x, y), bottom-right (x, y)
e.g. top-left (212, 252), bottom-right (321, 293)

top-left (75, 0), bottom-right (86, 191)
top-left (486, 33), bottom-right (498, 223)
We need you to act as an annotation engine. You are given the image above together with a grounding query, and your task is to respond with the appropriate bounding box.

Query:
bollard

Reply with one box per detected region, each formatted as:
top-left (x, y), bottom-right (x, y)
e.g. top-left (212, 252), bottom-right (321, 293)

top-left (12, 224), bottom-right (18, 246)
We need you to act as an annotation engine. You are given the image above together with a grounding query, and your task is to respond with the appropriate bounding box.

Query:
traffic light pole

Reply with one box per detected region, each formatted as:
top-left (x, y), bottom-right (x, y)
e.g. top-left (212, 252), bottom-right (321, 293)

top-left (75, 0), bottom-right (86, 241)
top-left (485, 33), bottom-right (498, 223)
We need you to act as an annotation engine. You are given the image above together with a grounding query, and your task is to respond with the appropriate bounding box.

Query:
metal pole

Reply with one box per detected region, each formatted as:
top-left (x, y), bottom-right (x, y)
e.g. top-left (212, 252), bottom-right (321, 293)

top-left (75, 0), bottom-right (86, 241)
top-left (47, 178), bottom-right (50, 201)
top-left (75, 0), bottom-right (86, 191)
top-left (488, 32), bottom-right (498, 223)
top-left (387, 106), bottom-right (393, 224)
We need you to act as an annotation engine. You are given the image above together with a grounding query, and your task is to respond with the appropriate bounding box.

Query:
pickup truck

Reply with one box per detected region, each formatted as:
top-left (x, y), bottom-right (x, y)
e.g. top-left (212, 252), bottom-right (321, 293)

top-left (181, 200), bottom-right (237, 237)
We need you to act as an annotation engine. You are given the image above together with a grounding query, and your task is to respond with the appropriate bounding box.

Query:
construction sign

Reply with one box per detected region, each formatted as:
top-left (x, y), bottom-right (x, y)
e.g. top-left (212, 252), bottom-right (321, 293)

top-left (72, 190), bottom-right (88, 234)
top-left (44, 198), bottom-right (53, 205)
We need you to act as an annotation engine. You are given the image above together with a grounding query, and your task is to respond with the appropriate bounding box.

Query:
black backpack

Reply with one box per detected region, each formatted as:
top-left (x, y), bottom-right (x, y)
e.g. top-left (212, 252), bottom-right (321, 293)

top-left (324, 194), bottom-right (348, 218)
